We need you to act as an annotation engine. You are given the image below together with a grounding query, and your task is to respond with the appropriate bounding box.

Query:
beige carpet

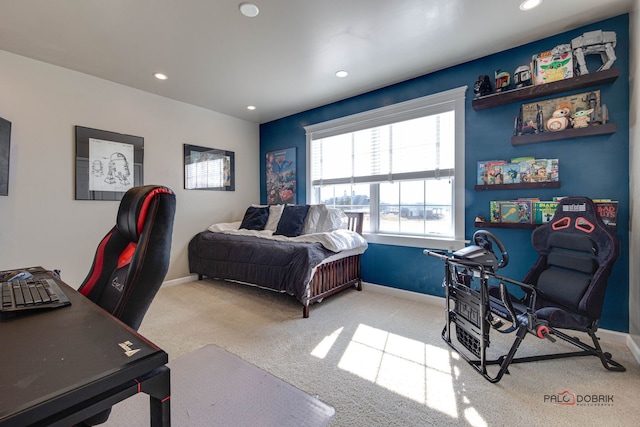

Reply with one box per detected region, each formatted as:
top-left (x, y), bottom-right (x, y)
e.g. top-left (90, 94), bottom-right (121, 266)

top-left (105, 279), bottom-right (640, 427)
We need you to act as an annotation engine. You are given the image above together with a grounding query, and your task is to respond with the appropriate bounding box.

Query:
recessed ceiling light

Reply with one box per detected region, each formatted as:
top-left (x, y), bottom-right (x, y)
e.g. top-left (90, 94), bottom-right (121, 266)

top-left (239, 2), bottom-right (259, 18)
top-left (520, 0), bottom-right (543, 11)
top-left (153, 72), bottom-right (168, 80)
top-left (335, 70), bottom-right (349, 78)
top-left (247, 105), bottom-right (257, 110)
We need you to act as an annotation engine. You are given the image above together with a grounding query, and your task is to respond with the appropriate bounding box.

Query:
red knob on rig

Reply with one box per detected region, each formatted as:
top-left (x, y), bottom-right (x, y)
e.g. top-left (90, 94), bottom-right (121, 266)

top-left (536, 325), bottom-right (550, 339)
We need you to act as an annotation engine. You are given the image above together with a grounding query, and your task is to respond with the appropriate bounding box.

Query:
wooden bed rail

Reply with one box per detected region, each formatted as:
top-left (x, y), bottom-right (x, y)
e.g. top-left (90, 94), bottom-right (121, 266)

top-left (344, 212), bottom-right (364, 235)
top-left (303, 211), bottom-right (365, 318)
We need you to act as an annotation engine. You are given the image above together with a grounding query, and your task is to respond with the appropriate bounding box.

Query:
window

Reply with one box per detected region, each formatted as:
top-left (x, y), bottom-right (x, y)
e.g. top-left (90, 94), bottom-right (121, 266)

top-left (305, 87), bottom-right (467, 250)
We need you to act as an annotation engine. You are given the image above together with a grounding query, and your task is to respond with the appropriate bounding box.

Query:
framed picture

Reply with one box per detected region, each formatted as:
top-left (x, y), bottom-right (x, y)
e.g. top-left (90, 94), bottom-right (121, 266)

top-left (183, 144), bottom-right (235, 191)
top-left (75, 126), bottom-right (144, 200)
top-left (0, 116), bottom-right (11, 196)
top-left (266, 147), bottom-right (296, 204)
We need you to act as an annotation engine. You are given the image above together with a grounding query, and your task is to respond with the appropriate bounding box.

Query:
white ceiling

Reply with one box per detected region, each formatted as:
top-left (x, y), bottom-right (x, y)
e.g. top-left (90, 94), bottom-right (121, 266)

top-left (0, 0), bottom-right (634, 124)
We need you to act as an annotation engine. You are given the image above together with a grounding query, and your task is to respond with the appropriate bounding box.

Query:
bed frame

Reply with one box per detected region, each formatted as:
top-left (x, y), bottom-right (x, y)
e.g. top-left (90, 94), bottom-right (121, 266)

top-left (194, 211), bottom-right (365, 318)
top-left (304, 211), bottom-right (364, 317)
top-left (302, 212), bottom-right (364, 317)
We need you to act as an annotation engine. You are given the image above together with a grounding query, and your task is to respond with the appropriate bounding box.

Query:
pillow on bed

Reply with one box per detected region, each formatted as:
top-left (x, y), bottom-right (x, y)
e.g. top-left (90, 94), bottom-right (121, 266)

top-left (239, 206), bottom-right (270, 230)
top-left (302, 204), bottom-right (328, 234)
top-left (316, 207), bottom-right (348, 233)
top-left (274, 205), bottom-right (311, 237)
top-left (264, 204), bottom-right (285, 231)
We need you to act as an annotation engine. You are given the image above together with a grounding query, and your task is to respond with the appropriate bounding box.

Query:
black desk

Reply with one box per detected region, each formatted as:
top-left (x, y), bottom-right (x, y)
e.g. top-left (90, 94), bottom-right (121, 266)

top-left (0, 267), bottom-right (170, 426)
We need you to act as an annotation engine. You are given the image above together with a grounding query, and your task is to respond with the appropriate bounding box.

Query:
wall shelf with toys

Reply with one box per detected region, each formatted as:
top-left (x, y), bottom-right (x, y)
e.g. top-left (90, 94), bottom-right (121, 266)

top-left (511, 122), bottom-right (617, 145)
top-left (471, 67), bottom-right (619, 111)
top-left (474, 181), bottom-right (561, 191)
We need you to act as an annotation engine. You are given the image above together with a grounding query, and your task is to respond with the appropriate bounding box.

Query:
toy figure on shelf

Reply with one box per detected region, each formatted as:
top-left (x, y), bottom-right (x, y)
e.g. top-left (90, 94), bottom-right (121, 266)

top-left (494, 70), bottom-right (510, 93)
top-left (513, 65), bottom-right (532, 88)
top-left (515, 104), bottom-right (543, 136)
top-left (546, 101), bottom-right (572, 132)
top-left (474, 75), bottom-right (492, 98)
top-left (584, 91), bottom-right (608, 125)
top-left (572, 30), bottom-right (617, 75)
top-left (572, 108), bottom-right (594, 128)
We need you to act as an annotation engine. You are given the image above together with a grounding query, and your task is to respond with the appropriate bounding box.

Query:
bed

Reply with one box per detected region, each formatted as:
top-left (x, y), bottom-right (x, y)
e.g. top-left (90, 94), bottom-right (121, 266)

top-left (188, 205), bottom-right (367, 317)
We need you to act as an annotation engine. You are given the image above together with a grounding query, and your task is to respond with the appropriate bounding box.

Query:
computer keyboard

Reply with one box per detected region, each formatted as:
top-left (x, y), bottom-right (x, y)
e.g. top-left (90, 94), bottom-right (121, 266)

top-left (1, 277), bottom-right (71, 315)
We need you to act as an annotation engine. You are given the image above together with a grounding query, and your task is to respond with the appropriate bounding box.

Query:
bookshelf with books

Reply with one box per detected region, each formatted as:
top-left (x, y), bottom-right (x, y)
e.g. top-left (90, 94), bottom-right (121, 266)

top-left (475, 199), bottom-right (618, 231)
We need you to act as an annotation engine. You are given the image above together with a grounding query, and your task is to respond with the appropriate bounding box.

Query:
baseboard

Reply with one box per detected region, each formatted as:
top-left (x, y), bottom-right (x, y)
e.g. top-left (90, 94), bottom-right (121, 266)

top-left (162, 274), bottom-right (199, 288)
top-left (362, 281), bottom-right (445, 306)
top-left (363, 281), bottom-right (632, 348)
top-left (628, 334), bottom-right (640, 365)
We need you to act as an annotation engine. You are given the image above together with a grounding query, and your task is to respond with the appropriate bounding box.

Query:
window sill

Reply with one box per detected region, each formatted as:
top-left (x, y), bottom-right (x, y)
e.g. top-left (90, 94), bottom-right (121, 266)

top-left (363, 233), bottom-right (466, 251)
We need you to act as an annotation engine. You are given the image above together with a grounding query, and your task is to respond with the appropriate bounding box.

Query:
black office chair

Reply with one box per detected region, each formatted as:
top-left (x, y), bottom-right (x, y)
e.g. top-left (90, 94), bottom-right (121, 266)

top-left (76, 185), bottom-right (176, 425)
top-left (429, 196), bottom-right (625, 383)
top-left (78, 185), bottom-right (176, 330)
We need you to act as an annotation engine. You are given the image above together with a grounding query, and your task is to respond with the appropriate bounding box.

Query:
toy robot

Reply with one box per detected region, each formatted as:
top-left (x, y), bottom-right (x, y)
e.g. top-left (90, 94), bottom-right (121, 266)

top-left (571, 30), bottom-right (617, 75)
top-left (546, 102), bottom-right (572, 132)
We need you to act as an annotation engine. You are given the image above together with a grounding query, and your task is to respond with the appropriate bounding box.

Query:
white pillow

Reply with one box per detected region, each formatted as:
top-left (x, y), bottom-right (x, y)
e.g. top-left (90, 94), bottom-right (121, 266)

top-left (302, 204), bottom-right (328, 234)
top-left (264, 204), bottom-right (285, 231)
top-left (316, 208), bottom-right (348, 233)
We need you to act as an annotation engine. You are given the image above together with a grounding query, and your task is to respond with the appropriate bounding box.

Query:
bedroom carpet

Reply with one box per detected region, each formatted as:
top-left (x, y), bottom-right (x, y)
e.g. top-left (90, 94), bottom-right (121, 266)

top-left (104, 279), bottom-right (640, 427)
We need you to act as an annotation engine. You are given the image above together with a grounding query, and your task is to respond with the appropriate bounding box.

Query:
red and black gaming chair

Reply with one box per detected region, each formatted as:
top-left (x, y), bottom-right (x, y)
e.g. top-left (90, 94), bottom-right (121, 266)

top-left (431, 196), bottom-right (624, 383)
top-left (487, 196), bottom-right (625, 376)
top-left (78, 185), bottom-right (176, 331)
top-left (75, 185), bottom-right (175, 426)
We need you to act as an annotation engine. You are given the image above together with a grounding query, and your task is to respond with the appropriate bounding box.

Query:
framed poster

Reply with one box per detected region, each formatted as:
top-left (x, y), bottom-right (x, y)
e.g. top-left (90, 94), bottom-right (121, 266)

top-left (266, 147), bottom-right (296, 204)
top-left (0, 116), bottom-right (11, 196)
top-left (183, 144), bottom-right (234, 191)
top-left (75, 126), bottom-right (144, 200)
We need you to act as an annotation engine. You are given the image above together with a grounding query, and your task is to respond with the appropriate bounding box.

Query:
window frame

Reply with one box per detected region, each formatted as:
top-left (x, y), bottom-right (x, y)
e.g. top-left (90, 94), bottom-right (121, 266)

top-left (304, 86), bottom-right (467, 251)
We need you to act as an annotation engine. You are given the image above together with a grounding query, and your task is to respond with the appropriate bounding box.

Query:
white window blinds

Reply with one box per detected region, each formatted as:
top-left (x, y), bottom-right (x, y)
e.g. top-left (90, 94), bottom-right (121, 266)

top-left (306, 86), bottom-right (465, 187)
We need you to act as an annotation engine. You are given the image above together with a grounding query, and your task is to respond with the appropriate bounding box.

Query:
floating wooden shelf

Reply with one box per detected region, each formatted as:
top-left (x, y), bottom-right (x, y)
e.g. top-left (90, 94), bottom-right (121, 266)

top-left (474, 181), bottom-right (561, 191)
top-left (511, 123), bottom-right (616, 145)
top-left (475, 221), bottom-right (541, 229)
top-left (471, 68), bottom-right (619, 110)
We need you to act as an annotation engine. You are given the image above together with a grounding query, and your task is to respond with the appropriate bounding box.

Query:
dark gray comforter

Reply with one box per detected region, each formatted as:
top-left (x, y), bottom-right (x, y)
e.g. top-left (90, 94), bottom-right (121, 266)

top-left (188, 231), bottom-right (335, 304)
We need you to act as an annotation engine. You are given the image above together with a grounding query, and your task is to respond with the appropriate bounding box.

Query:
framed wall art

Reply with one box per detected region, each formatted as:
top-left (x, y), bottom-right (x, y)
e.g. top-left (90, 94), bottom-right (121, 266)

top-left (0, 116), bottom-right (11, 196)
top-left (75, 126), bottom-right (144, 200)
top-left (183, 144), bottom-right (235, 191)
top-left (266, 147), bottom-right (296, 204)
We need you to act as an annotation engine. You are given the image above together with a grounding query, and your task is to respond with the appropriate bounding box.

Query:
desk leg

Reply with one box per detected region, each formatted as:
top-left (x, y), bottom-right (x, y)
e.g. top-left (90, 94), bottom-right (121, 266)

top-left (140, 366), bottom-right (171, 427)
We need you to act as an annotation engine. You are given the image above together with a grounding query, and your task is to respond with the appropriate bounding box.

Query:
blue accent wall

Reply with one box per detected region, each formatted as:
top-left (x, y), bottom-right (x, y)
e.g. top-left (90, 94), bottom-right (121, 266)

top-left (260, 15), bottom-right (630, 332)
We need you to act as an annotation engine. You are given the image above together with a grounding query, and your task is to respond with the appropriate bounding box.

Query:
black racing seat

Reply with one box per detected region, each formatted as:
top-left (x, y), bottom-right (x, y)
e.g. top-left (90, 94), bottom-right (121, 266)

top-left (429, 196), bottom-right (625, 383)
top-left (488, 197), bottom-right (624, 373)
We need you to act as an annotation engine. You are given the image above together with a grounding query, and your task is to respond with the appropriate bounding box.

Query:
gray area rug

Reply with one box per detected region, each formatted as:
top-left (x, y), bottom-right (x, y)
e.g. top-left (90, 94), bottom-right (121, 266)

top-left (107, 343), bottom-right (334, 426)
top-left (105, 279), bottom-right (640, 427)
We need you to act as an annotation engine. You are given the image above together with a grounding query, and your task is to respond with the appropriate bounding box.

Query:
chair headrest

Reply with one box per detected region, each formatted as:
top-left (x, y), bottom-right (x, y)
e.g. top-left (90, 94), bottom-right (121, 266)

top-left (531, 197), bottom-right (619, 263)
top-left (116, 185), bottom-right (174, 242)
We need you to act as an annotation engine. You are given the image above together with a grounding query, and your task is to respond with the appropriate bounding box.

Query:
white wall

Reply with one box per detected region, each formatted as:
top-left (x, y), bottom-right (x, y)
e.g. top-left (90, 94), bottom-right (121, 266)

top-left (0, 50), bottom-right (260, 287)
top-left (630, 6), bottom-right (640, 353)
